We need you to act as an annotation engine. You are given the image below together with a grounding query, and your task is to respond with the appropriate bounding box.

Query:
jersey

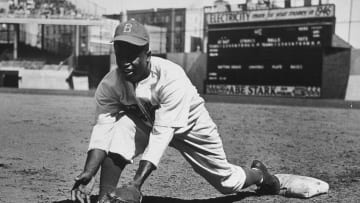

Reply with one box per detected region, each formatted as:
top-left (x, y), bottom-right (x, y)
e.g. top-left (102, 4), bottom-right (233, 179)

top-left (94, 56), bottom-right (205, 166)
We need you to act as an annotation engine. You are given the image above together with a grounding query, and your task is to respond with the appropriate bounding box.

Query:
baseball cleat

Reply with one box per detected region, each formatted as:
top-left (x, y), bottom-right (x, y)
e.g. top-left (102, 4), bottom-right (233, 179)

top-left (251, 160), bottom-right (280, 195)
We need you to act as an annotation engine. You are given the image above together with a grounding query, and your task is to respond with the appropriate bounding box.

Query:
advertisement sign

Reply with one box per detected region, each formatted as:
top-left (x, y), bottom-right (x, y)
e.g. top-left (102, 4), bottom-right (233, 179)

top-left (205, 4), bottom-right (335, 25)
top-left (205, 84), bottom-right (321, 97)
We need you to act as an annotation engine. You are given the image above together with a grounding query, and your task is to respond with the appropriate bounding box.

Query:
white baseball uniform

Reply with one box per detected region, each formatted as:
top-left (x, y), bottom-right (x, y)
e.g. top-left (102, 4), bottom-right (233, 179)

top-left (88, 56), bottom-right (246, 194)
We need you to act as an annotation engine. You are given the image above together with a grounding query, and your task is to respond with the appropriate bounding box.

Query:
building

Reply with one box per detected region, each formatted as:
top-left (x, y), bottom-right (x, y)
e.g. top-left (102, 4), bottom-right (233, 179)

top-left (16, 24), bottom-right (89, 57)
top-left (105, 7), bottom-right (203, 53)
top-left (105, 8), bottom-right (185, 53)
top-left (129, 8), bottom-right (185, 53)
top-left (88, 18), bottom-right (166, 55)
top-left (42, 24), bottom-right (89, 56)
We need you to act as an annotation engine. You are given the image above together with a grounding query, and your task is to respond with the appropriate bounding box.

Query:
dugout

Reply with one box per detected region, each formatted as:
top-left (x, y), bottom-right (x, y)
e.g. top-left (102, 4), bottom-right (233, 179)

top-left (0, 70), bottom-right (20, 88)
top-left (204, 4), bottom-right (351, 99)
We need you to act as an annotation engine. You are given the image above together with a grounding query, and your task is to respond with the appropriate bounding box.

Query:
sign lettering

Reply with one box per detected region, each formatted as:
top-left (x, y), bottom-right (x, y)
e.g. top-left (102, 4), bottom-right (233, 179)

top-left (205, 4), bottom-right (335, 25)
top-left (206, 84), bottom-right (321, 97)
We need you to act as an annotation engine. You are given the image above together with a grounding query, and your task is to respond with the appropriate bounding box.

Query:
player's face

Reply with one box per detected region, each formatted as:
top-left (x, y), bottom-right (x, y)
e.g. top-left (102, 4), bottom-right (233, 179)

top-left (114, 42), bottom-right (150, 83)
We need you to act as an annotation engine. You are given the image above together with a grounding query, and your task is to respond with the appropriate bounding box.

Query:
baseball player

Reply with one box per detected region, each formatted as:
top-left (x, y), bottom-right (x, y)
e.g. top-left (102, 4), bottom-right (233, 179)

top-left (71, 19), bottom-right (280, 203)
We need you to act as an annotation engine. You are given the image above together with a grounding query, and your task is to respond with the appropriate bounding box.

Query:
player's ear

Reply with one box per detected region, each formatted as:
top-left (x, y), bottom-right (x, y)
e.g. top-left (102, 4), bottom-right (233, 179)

top-left (146, 50), bottom-right (151, 62)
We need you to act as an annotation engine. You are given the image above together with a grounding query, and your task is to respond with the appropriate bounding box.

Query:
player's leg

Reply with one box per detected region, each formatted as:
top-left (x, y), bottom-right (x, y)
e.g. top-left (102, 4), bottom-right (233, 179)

top-left (173, 133), bottom-right (279, 194)
top-left (74, 111), bottom-right (118, 190)
top-left (242, 161), bottom-right (280, 194)
top-left (96, 113), bottom-right (151, 200)
top-left (249, 160), bottom-right (281, 195)
top-left (171, 106), bottom-right (279, 194)
top-left (172, 132), bottom-right (246, 194)
top-left (242, 167), bottom-right (263, 188)
top-left (98, 152), bottom-right (128, 200)
top-left (72, 113), bottom-right (118, 202)
top-left (75, 149), bottom-right (107, 182)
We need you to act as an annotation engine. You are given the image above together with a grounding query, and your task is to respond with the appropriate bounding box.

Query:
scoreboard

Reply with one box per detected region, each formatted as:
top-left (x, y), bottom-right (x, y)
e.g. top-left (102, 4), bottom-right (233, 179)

top-left (207, 47), bottom-right (323, 85)
top-left (205, 5), bottom-right (335, 97)
top-left (208, 24), bottom-right (333, 50)
top-left (207, 24), bottom-right (333, 85)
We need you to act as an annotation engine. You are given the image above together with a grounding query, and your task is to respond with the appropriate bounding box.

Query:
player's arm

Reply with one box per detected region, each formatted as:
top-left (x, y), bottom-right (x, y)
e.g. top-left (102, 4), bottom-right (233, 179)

top-left (81, 84), bottom-right (123, 175)
top-left (105, 160), bottom-right (156, 203)
top-left (127, 78), bottom-right (190, 189)
top-left (128, 125), bottom-right (175, 190)
top-left (103, 96), bottom-right (178, 202)
top-left (72, 81), bottom-right (123, 202)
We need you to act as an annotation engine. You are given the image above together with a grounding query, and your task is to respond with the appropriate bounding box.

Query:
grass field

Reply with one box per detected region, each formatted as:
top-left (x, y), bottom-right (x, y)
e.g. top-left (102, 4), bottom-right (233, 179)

top-left (0, 92), bottom-right (359, 203)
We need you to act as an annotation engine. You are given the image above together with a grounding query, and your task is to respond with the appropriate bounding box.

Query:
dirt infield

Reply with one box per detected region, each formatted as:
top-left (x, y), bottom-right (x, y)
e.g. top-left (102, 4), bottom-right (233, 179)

top-left (0, 92), bottom-right (359, 203)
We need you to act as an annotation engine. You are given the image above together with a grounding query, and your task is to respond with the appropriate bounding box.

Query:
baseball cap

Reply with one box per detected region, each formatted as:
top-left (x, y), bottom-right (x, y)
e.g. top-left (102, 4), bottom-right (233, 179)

top-left (113, 19), bottom-right (149, 46)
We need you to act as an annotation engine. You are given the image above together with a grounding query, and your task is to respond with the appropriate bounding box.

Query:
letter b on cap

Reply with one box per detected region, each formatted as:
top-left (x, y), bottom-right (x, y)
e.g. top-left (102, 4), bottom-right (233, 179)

top-left (123, 23), bottom-right (132, 33)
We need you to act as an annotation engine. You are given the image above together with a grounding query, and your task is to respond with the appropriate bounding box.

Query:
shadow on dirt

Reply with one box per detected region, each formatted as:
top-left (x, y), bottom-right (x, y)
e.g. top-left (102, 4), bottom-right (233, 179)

top-left (53, 191), bottom-right (258, 203)
top-left (143, 192), bottom-right (258, 203)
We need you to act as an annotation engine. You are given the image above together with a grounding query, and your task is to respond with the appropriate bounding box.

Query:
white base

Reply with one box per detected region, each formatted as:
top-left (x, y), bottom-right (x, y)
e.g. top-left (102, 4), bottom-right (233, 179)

top-left (275, 174), bottom-right (329, 198)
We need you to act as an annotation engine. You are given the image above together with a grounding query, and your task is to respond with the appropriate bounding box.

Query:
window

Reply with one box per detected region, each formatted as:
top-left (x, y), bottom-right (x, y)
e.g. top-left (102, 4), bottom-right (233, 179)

top-left (176, 21), bottom-right (183, 27)
top-left (175, 15), bottom-right (182, 22)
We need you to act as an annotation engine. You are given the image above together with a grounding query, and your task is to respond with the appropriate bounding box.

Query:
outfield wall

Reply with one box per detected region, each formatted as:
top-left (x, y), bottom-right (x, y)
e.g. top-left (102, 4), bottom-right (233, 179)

top-left (1, 50), bottom-right (358, 100)
top-left (345, 49), bottom-right (360, 101)
top-left (322, 48), bottom-right (351, 99)
top-left (350, 49), bottom-right (360, 75)
top-left (0, 67), bottom-right (89, 90)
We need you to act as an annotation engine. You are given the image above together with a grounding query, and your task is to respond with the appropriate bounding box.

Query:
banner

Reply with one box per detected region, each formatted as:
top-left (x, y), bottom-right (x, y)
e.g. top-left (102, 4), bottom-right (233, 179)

top-left (205, 84), bottom-right (321, 97)
top-left (206, 4), bottom-right (335, 25)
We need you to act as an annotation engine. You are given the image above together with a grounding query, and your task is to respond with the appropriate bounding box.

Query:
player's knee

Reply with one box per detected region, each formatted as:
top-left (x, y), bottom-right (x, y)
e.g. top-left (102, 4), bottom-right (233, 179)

top-left (107, 152), bottom-right (129, 168)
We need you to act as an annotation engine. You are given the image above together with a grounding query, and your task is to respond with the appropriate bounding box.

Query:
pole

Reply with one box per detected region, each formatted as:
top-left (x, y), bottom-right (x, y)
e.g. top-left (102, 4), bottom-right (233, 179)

top-left (13, 24), bottom-right (18, 59)
top-left (170, 8), bottom-right (175, 53)
top-left (41, 24), bottom-right (44, 50)
top-left (121, 0), bottom-right (127, 22)
top-left (7, 24), bottom-right (10, 43)
top-left (348, 0), bottom-right (353, 43)
top-left (75, 25), bottom-right (80, 68)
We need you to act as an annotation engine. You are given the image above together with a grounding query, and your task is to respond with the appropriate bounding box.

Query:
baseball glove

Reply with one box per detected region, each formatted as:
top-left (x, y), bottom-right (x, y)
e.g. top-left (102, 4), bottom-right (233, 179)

top-left (100, 185), bottom-right (143, 203)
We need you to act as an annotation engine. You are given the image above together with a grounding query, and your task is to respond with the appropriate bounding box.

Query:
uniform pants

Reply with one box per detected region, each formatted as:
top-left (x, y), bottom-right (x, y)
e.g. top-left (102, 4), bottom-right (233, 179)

top-left (88, 107), bottom-right (246, 194)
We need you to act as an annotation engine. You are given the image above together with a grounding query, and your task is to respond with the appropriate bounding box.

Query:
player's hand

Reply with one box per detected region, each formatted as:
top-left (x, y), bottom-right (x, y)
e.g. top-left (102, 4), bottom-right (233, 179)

top-left (71, 171), bottom-right (95, 203)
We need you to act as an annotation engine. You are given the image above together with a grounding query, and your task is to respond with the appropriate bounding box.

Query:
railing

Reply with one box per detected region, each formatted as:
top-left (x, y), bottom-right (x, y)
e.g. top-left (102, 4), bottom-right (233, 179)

top-left (2, 0), bottom-right (104, 20)
top-left (0, 12), bottom-right (101, 20)
top-left (67, 0), bottom-right (107, 16)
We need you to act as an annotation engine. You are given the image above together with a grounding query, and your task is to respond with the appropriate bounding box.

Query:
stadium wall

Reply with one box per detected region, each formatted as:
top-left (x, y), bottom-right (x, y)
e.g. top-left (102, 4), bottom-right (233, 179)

top-left (322, 48), bottom-right (351, 99)
top-left (350, 49), bottom-right (360, 75)
top-left (166, 49), bottom-right (354, 100)
top-left (345, 49), bottom-right (360, 101)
